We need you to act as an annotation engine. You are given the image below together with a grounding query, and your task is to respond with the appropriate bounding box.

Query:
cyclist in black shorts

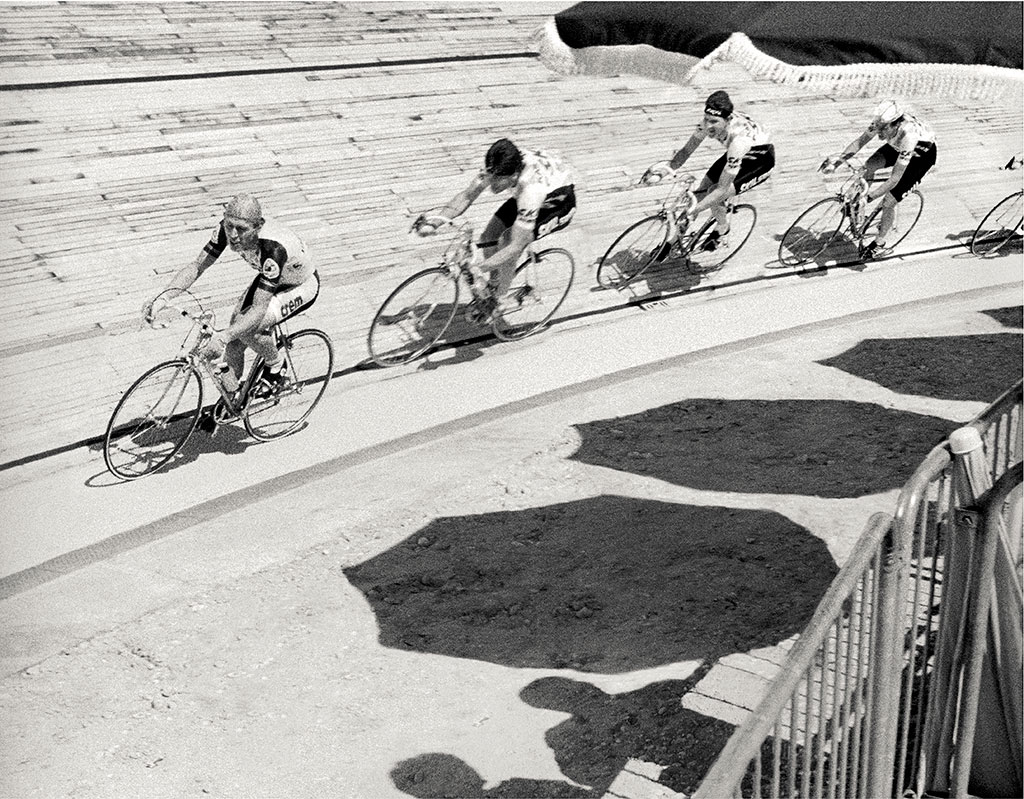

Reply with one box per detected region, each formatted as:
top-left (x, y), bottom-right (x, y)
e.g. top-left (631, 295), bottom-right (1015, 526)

top-left (417, 138), bottom-right (577, 322)
top-left (823, 99), bottom-right (937, 259)
top-left (647, 90), bottom-right (775, 256)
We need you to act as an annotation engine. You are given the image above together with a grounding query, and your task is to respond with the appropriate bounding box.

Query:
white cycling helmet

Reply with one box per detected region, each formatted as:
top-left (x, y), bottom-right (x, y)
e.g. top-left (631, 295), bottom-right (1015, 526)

top-left (871, 99), bottom-right (905, 126)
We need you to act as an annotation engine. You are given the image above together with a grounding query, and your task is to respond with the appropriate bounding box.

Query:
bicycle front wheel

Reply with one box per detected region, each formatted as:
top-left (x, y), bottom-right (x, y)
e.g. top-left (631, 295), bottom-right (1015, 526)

top-left (244, 329), bottom-right (334, 441)
top-left (595, 215), bottom-right (670, 289)
top-left (492, 247), bottom-right (575, 341)
top-left (687, 204), bottom-right (757, 272)
top-left (778, 197), bottom-right (846, 266)
top-left (103, 359), bottom-right (203, 480)
top-left (367, 268), bottom-right (458, 367)
top-left (863, 189), bottom-right (924, 253)
top-left (971, 191), bottom-right (1023, 257)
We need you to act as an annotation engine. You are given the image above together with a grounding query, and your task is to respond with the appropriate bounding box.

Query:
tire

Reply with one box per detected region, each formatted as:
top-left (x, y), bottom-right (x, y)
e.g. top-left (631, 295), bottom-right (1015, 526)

top-left (492, 247), bottom-right (575, 341)
top-left (103, 359), bottom-right (203, 480)
top-left (686, 204), bottom-right (757, 271)
top-left (595, 215), bottom-right (670, 289)
top-left (971, 191), bottom-right (1023, 257)
top-left (778, 197), bottom-right (846, 266)
top-left (862, 189), bottom-right (924, 253)
top-left (366, 268), bottom-right (458, 367)
top-left (244, 329), bottom-right (334, 441)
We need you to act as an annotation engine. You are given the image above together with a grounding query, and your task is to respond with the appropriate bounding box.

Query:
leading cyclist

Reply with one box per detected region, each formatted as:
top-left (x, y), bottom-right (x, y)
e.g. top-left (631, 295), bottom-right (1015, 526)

top-left (646, 90), bottom-right (775, 258)
top-left (415, 138), bottom-right (577, 323)
top-left (822, 99), bottom-right (937, 259)
top-left (143, 193), bottom-right (320, 411)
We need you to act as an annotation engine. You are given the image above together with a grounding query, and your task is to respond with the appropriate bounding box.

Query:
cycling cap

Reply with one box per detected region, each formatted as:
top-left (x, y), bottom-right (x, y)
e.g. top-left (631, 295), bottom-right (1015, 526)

top-left (871, 99), bottom-right (905, 126)
top-left (485, 138), bottom-right (524, 177)
top-left (704, 90), bottom-right (734, 119)
top-left (224, 193), bottom-right (263, 223)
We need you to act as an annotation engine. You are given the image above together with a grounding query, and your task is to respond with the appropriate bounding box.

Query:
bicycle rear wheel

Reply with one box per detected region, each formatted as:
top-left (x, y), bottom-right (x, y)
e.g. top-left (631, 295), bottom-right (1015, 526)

top-left (104, 359), bottom-right (203, 480)
top-left (687, 204), bottom-right (757, 271)
top-left (367, 268), bottom-right (458, 367)
top-left (492, 247), bottom-right (575, 341)
top-left (778, 197), bottom-right (846, 266)
top-left (862, 189), bottom-right (924, 253)
top-left (595, 215), bottom-right (670, 289)
top-left (971, 191), bottom-right (1023, 256)
top-left (244, 329), bottom-right (334, 441)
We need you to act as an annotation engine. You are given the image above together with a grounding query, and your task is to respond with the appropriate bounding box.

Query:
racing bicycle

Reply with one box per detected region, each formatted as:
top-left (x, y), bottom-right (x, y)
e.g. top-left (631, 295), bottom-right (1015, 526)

top-left (970, 189), bottom-right (1023, 257)
top-left (778, 160), bottom-right (923, 266)
top-left (103, 289), bottom-right (334, 480)
top-left (595, 169), bottom-right (758, 289)
top-left (366, 214), bottom-right (575, 367)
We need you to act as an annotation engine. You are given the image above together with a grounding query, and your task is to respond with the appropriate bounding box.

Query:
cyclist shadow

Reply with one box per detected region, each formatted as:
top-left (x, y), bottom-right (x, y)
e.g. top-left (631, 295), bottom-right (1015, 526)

top-left (87, 421), bottom-right (259, 486)
top-left (770, 229), bottom-right (866, 273)
top-left (413, 305), bottom-right (527, 372)
top-left (592, 252), bottom-right (704, 300)
top-left (946, 228), bottom-right (1023, 257)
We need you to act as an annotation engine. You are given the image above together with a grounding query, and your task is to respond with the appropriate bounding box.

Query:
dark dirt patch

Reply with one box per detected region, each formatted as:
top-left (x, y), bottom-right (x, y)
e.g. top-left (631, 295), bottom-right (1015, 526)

top-left (569, 399), bottom-right (956, 498)
top-left (819, 333), bottom-right (1023, 403)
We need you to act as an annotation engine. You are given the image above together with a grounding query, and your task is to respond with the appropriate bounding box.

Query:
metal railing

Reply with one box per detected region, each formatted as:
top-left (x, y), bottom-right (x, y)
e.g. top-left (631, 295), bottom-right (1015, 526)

top-left (694, 380), bottom-right (1022, 798)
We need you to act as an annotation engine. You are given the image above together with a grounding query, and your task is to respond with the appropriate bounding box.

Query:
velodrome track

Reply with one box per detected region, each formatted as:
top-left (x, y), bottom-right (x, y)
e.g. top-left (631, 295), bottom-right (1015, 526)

top-left (2, 4), bottom-right (1022, 797)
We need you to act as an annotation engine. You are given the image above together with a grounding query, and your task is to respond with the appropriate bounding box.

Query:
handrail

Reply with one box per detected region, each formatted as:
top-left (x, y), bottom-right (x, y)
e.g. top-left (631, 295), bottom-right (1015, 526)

top-left (693, 512), bottom-right (894, 798)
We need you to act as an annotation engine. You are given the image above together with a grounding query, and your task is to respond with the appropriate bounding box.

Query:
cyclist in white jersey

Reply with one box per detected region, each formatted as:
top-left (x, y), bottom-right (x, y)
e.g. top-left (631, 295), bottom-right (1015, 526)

top-left (417, 138), bottom-right (577, 322)
top-left (824, 99), bottom-right (937, 258)
top-left (143, 193), bottom-right (320, 405)
top-left (646, 90), bottom-right (775, 256)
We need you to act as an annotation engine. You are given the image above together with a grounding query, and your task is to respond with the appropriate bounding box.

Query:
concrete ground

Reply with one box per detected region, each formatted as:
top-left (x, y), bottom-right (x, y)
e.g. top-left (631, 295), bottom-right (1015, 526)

top-left (2, 248), bottom-right (1021, 798)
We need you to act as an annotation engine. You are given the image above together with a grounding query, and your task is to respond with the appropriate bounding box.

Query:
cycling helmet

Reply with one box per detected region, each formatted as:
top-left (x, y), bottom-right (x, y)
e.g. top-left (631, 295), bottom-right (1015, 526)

top-left (485, 138), bottom-right (524, 177)
top-left (704, 90), bottom-right (734, 119)
top-left (871, 99), bottom-right (905, 126)
top-left (224, 193), bottom-right (263, 224)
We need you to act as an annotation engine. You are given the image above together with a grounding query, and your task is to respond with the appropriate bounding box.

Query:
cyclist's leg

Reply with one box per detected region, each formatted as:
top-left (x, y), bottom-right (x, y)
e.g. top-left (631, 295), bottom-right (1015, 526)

top-left (875, 143), bottom-right (935, 246)
top-left (480, 200), bottom-right (517, 257)
top-left (220, 280), bottom-right (262, 393)
top-left (244, 272), bottom-right (321, 383)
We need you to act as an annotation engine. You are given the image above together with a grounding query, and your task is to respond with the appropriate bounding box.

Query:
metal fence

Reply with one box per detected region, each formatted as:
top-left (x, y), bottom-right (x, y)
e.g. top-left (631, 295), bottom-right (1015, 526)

top-left (694, 380), bottom-right (1023, 799)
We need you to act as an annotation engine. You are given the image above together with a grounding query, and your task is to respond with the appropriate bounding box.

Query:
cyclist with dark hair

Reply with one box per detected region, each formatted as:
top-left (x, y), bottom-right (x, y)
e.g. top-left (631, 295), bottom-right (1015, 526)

top-left (417, 138), bottom-right (577, 322)
top-left (646, 90), bottom-right (774, 257)
top-left (143, 193), bottom-right (319, 410)
top-left (822, 99), bottom-right (937, 259)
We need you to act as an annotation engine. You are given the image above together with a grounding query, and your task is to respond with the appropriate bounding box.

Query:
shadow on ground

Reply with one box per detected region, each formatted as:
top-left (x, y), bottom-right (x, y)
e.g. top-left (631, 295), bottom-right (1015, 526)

top-left (569, 399), bottom-right (956, 498)
top-left (345, 496), bottom-right (835, 672)
top-left (392, 670), bottom-right (735, 798)
top-left (819, 329), bottom-right (1023, 403)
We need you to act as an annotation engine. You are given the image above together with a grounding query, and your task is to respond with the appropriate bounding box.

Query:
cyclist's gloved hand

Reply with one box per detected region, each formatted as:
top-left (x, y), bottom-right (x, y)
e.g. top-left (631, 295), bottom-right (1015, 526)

top-left (414, 214), bottom-right (451, 237)
top-left (142, 296), bottom-right (167, 327)
top-left (820, 155), bottom-right (845, 174)
top-left (642, 161), bottom-right (675, 185)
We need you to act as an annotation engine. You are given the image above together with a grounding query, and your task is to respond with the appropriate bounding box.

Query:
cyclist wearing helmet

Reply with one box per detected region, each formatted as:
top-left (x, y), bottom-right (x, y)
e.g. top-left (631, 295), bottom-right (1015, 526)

top-left (824, 99), bottom-right (937, 258)
top-left (646, 90), bottom-right (774, 257)
top-left (143, 193), bottom-right (319, 411)
top-left (417, 138), bottom-right (576, 322)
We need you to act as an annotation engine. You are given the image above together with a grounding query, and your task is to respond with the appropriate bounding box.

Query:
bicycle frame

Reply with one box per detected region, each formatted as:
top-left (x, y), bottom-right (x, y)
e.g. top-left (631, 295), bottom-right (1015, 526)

top-left (824, 161), bottom-right (871, 236)
top-left (159, 303), bottom-right (289, 419)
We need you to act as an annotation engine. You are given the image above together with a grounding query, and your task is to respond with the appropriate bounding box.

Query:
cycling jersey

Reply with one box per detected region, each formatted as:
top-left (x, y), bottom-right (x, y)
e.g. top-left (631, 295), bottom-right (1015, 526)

top-left (694, 112), bottom-right (772, 175)
top-left (204, 218), bottom-right (315, 290)
top-left (486, 150), bottom-right (576, 232)
top-left (869, 113), bottom-right (936, 164)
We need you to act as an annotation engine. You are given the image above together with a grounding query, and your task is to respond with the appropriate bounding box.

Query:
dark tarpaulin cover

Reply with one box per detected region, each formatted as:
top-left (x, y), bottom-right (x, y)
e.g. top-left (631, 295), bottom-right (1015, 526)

top-left (554, 2), bottom-right (1023, 69)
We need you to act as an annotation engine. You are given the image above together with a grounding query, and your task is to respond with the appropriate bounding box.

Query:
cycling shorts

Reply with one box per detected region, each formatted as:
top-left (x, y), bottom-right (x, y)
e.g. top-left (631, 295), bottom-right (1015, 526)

top-left (706, 144), bottom-right (775, 194)
top-left (493, 185), bottom-right (577, 239)
top-left (238, 270), bottom-right (320, 327)
top-left (870, 142), bottom-right (937, 202)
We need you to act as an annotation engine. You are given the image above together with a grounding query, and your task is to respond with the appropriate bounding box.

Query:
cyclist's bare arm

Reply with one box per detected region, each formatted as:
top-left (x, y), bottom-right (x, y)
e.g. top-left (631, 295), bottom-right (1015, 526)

top-left (668, 131), bottom-right (704, 170)
top-left (144, 250), bottom-right (218, 320)
top-left (476, 222), bottom-right (532, 277)
top-left (832, 130), bottom-right (875, 163)
top-left (438, 172), bottom-right (489, 220)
